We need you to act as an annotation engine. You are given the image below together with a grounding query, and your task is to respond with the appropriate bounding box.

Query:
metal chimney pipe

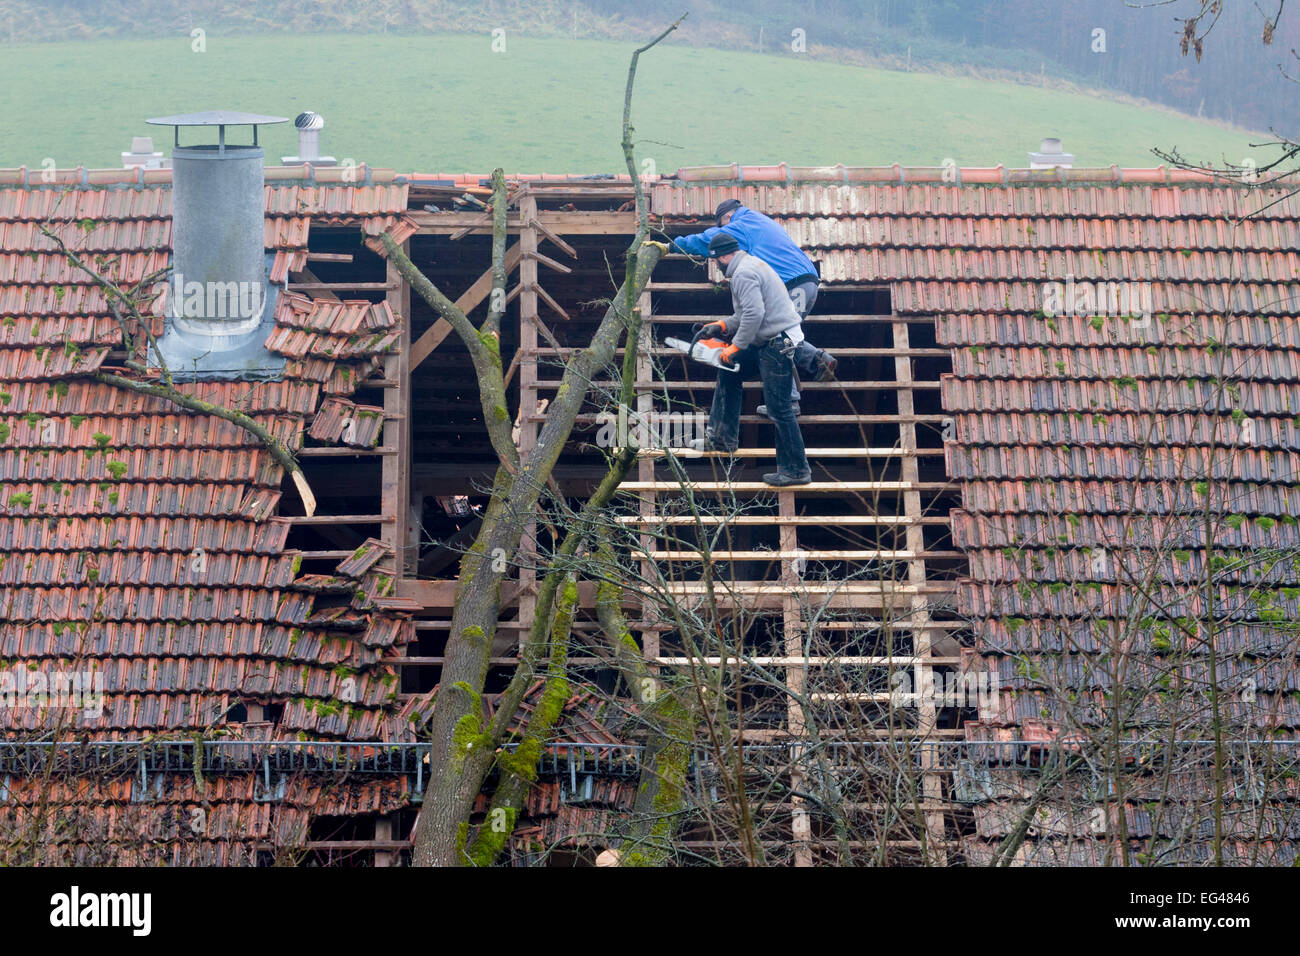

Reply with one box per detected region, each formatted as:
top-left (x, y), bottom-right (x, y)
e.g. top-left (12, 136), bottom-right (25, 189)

top-left (172, 138), bottom-right (267, 338)
top-left (281, 111), bottom-right (336, 166)
top-left (146, 111), bottom-right (289, 379)
top-left (296, 112), bottom-right (323, 162)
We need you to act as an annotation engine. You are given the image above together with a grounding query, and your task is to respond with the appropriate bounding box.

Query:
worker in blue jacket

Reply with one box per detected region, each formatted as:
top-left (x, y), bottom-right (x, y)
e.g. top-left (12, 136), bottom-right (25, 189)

top-left (673, 199), bottom-right (838, 417)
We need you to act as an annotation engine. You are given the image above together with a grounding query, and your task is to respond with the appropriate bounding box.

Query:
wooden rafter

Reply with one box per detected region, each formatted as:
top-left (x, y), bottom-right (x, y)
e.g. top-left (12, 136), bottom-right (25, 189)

top-left (408, 242), bottom-right (522, 370)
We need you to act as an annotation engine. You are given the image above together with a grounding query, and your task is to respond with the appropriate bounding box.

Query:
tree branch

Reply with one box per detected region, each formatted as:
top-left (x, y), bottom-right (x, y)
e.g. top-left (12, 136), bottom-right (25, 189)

top-left (41, 222), bottom-right (317, 514)
top-left (380, 184), bottom-right (520, 475)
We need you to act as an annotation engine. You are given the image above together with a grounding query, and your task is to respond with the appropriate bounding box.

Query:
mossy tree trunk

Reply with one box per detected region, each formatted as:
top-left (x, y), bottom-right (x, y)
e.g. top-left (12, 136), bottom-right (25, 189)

top-left (592, 538), bottom-right (696, 866)
top-left (392, 238), bottom-right (664, 866)
top-left (384, 17), bottom-right (683, 867)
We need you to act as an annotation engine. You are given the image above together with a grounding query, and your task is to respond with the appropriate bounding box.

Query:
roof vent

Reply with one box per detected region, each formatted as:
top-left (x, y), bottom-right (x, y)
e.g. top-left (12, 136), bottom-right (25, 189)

top-left (122, 136), bottom-right (166, 170)
top-left (146, 111), bottom-right (289, 380)
top-left (282, 111), bottom-right (336, 166)
top-left (1028, 136), bottom-right (1075, 169)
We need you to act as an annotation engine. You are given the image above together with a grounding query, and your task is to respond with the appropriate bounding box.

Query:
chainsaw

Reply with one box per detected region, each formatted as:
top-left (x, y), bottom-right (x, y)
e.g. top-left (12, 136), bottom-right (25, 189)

top-left (665, 324), bottom-right (739, 372)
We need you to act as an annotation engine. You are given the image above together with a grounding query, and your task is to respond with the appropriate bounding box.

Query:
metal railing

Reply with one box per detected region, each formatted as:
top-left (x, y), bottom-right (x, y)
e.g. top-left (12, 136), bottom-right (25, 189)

top-left (1, 736), bottom-right (1294, 776)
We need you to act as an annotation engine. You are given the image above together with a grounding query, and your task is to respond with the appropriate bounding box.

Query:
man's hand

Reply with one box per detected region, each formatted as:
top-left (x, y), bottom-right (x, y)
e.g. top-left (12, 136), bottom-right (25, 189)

top-left (700, 320), bottom-right (727, 339)
top-left (720, 344), bottom-right (740, 365)
top-left (643, 240), bottom-right (670, 254)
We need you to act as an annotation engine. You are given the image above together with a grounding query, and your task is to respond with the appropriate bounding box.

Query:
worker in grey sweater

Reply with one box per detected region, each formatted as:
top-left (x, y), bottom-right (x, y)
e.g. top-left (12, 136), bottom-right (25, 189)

top-left (690, 233), bottom-right (811, 485)
top-left (674, 198), bottom-right (838, 417)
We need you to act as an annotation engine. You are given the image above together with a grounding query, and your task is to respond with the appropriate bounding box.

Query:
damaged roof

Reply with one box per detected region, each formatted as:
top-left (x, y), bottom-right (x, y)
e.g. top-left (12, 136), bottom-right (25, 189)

top-left (6, 157), bottom-right (1300, 863)
top-left (0, 163), bottom-right (421, 742)
top-left (656, 163), bottom-right (1300, 864)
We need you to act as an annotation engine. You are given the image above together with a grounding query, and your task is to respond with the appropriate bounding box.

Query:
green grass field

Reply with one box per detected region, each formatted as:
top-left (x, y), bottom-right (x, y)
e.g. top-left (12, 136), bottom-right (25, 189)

top-left (0, 32), bottom-right (1268, 174)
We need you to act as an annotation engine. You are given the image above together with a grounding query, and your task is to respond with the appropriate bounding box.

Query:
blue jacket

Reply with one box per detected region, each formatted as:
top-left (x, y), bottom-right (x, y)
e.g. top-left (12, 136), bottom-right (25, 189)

top-left (672, 207), bottom-right (819, 284)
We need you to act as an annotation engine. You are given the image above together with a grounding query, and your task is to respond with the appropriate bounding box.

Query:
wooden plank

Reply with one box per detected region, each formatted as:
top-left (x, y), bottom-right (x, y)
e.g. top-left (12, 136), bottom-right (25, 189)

top-left (291, 266), bottom-right (340, 302)
top-left (614, 515), bottom-right (950, 526)
top-left (659, 582), bottom-right (956, 595)
top-left (533, 379), bottom-right (943, 390)
top-left (302, 840), bottom-right (411, 851)
top-left (394, 577), bottom-right (955, 610)
top-left (893, 317), bottom-right (949, 864)
top-left (752, 802), bottom-right (955, 812)
top-left (779, 486), bottom-right (813, 866)
top-left (618, 481), bottom-right (950, 492)
top-left (410, 210), bottom-right (634, 234)
top-left (375, 815), bottom-right (400, 867)
top-left (408, 242), bottom-right (523, 370)
top-left (297, 446), bottom-right (397, 457)
top-left (634, 447), bottom-right (946, 458)
top-left (532, 347), bottom-right (951, 358)
top-left (650, 314), bottom-right (922, 324)
top-left (646, 550), bottom-right (959, 560)
top-left (654, 656), bottom-right (962, 666)
top-left (392, 656), bottom-right (523, 666)
top-left (383, 246), bottom-right (412, 573)
top-left (645, 282), bottom-right (721, 292)
top-left (515, 193), bottom-right (541, 654)
top-left (738, 727), bottom-right (967, 741)
top-left (811, 619), bottom-right (964, 629)
top-left (524, 216), bottom-right (578, 258)
top-left (531, 282), bottom-right (572, 322)
top-left (635, 289), bottom-right (659, 666)
top-left (449, 212), bottom-right (494, 241)
top-left (529, 413), bottom-right (950, 424)
top-left (288, 281), bottom-right (397, 291)
top-left (502, 350), bottom-right (522, 389)
top-left (523, 249), bottom-right (573, 274)
top-left (286, 514), bottom-right (393, 525)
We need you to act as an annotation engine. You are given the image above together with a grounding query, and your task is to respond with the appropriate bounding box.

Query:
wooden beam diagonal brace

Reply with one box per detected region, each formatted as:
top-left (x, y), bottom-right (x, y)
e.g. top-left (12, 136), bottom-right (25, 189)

top-left (522, 249), bottom-right (573, 274)
top-left (526, 282), bottom-right (571, 321)
top-left (524, 311), bottom-right (566, 359)
top-left (524, 217), bottom-right (578, 258)
top-left (408, 242), bottom-right (522, 370)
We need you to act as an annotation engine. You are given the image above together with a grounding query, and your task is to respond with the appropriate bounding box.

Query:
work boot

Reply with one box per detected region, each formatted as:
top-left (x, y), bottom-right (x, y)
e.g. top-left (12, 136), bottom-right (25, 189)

top-left (763, 470), bottom-right (812, 486)
top-left (816, 350), bottom-right (839, 382)
top-left (756, 402), bottom-right (801, 419)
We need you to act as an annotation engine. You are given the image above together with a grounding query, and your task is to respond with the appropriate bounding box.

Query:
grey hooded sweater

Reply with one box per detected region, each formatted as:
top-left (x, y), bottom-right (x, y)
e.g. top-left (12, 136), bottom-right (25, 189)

top-left (723, 250), bottom-right (803, 350)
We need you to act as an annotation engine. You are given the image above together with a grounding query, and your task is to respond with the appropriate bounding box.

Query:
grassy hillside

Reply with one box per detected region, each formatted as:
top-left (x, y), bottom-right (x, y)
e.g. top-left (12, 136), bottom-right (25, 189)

top-left (0, 32), bottom-right (1268, 173)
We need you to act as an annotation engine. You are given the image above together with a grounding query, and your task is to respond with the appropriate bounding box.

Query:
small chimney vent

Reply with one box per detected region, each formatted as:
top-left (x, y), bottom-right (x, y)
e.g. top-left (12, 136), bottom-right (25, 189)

top-left (122, 136), bottom-right (167, 169)
top-left (282, 111), bottom-right (336, 166)
top-left (1028, 136), bottom-right (1075, 169)
top-left (146, 111), bottom-right (288, 379)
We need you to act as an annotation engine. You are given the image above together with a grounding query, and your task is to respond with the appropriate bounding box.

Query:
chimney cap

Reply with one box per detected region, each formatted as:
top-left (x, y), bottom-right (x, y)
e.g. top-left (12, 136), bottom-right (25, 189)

top-left (295, 111), bottom-right (325, 131)
top-left (146, 110), bottom-right (288, 128)
top-left (1028, 135), bottom-right (1075, 168)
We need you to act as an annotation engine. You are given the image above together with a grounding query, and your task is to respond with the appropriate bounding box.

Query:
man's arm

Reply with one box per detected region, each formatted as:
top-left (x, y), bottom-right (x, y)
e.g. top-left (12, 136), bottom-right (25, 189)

top-left (672, 224), bottom-right (736, 257)
top-left (727, 271), bottom-right (765, 351)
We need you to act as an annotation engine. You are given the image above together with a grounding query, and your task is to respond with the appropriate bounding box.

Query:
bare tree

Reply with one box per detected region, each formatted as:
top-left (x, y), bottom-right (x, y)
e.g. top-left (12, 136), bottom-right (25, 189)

top-left (379, 17), bottom-right (686, 867)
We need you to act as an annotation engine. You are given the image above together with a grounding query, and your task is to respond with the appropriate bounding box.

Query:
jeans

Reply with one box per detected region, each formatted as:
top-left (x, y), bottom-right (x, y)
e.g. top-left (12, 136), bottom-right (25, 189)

top-left (708, 336), bottom-right (811, 477)
top-left (786, 279), bottom-right (820, 398)
top-left (788, 279), bottom-right (819, 319)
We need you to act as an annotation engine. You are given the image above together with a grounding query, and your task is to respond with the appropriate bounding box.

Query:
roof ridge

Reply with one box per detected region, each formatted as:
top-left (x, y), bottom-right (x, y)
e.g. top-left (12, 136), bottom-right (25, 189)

top-left (668, 162), bottom-right (1294, 187)
top-left (0, 164), bottom-right (399, 188)
top-left (2, 163), bottom-right (1288, 189)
